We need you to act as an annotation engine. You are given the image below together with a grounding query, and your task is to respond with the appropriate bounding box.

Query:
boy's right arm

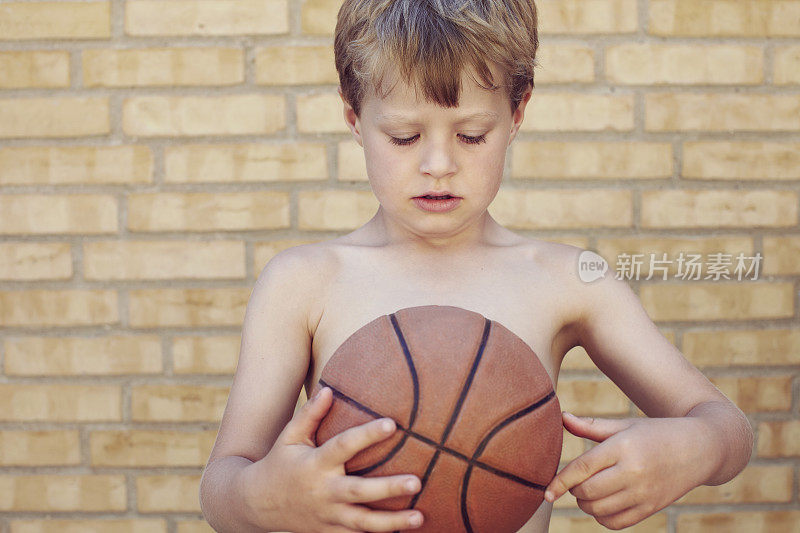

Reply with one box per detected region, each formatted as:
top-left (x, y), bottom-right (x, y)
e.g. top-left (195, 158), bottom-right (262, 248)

top-left (198, 247), bottom-right (424, 533)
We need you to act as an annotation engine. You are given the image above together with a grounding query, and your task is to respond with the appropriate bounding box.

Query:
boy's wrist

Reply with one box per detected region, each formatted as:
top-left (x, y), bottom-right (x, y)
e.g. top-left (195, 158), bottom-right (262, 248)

top-left (237, 461), bottom-right (286, 531)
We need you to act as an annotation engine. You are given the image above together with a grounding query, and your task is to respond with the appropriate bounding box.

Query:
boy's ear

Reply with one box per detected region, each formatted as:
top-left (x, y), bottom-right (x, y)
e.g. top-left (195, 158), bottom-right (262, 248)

top-left (508, 88), bottom-right (533, 145)
top-left (339, 86), bottom-right (364, 147)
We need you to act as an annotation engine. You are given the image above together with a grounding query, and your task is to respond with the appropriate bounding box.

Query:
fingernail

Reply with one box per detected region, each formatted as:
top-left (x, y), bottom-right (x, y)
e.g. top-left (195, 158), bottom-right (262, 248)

top-left (381, 418), bottom-right (394, 432)
top-left (409, 512), bottom-right (422, 527)
top-left (313, 387), bottom-right (326, 401)
top-left (563, 412), bottom-right (576, 419)
top-left (544, 490), bottom-right (554, 502)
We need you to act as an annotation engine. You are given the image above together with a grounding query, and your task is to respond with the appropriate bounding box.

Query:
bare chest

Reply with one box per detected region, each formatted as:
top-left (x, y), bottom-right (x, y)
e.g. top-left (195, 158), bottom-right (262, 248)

top-left (305, 246), bottom-right (573, 395)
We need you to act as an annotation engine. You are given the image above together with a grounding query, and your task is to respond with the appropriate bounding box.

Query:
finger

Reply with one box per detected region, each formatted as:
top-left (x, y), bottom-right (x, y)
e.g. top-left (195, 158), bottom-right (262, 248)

top-left (576, 488), bottom-right (633, 518)
top-left (544, 442), bottom-right (617, 503)
top-left (569, 465), bottom-right (626, 501)
top-left (336, 504), bottom-right (424, 532)
top-left (561, 412), bottom-right (634, 443)
top-left (282, 386), bottom-right (332, 444)
top-left (331, 474), bottom-right (421, 504)
top-left (319, 417), bottom-right (398, 467)
top-left (595, 504), bottom-right (652, 531)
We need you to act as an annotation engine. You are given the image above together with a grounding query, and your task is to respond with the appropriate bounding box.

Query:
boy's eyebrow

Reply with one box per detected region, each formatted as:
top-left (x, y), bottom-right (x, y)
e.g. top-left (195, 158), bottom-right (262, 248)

top-left (377, 111), bottom-right (499, 125)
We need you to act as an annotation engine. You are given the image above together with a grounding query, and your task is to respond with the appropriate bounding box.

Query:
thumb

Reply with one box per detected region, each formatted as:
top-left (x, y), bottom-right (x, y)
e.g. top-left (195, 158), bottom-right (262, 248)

top-left (561, 412), bottom-right (633, 442)
top-left (282, 386), bottom-right (332, 445)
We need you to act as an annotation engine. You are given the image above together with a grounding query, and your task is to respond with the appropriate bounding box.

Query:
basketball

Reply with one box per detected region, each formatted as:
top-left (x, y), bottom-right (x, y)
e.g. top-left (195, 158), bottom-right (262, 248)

top-left (309, 305), bottom-right (563, 532)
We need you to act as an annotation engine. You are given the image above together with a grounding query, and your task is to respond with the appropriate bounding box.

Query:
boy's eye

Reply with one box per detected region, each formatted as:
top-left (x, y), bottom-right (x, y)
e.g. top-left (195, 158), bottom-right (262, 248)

top-left (388, 134), bottom-right (487, 146)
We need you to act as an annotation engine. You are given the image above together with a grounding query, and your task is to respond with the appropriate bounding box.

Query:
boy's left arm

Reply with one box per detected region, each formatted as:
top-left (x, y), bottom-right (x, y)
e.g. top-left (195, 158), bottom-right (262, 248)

top-left (544, 252), bottom-right (754, 530)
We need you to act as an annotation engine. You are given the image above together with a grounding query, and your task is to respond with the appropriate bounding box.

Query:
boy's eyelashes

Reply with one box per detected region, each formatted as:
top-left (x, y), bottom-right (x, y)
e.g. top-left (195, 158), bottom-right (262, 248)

top-left (388, 133), bottom-right (488, 146)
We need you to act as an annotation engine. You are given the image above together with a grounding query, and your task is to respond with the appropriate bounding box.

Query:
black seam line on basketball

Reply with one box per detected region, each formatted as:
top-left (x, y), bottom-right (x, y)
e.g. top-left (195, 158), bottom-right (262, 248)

top-left (317, 378), bottom-right (412, 476)
top-left (318, 383), bottom-right (555, 490)
top-left (461, 465), bottom-right (475, 533)
top-left (389, 312), bottom-right (421, 430)
top-left (439, 317), bottom-right (492, 445)
top-left (406, 316), bottom-right (492, 514)
top-left (319, 385), bottom-right (554, 487)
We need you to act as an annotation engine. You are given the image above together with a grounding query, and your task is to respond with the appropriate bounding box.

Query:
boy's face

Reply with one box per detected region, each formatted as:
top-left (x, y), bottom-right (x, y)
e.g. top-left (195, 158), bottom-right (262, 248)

top-left (340, 61), bottom-right (531, 248)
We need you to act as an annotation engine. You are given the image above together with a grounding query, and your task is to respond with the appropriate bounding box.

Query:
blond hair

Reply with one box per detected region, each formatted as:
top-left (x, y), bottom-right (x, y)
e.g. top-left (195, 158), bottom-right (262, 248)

top-left (334, 0), bottom-right (539, 117)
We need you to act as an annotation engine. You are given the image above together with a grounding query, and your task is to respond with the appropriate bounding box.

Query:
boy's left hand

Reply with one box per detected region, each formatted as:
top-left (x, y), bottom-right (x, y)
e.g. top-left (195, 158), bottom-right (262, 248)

top-left (544, 411), bottom-right (713, 530)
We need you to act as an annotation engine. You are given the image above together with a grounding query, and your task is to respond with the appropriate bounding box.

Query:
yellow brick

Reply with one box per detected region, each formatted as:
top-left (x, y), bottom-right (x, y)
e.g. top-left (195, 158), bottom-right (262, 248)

top-left (0, 431), bottom-right (80, 466)
top-left (83, 47), bottom-right (243, 87)
top-left (298, 190), bottom-right (379, 230)
top-left (0, 242), bottom-right (72, 281)
top-left (297, 93), bottom-right (349, 133)
top-left (708, 376), bottom-right (793, 413)
top-left (774, 45), bottom-right (800, 85)
top-left (550, 513), bottom-right (667, 532)
top-left (0, 97), bottom-right (109, 138)
top-left (683, 328), bottom-right (800, 367)
top-left (253, 239), bottom-right (321, 275)
top-left (535, 43), bottom-right (595, 84)
top-left (84, 240), bottom-right (245, 280)
top-left (490, 189), bottom-right (633, 229)
top-left (255, 45), bottom-right (337, 85)
top-left (677, 465), bottom-right (792, 504)
top-left (172, 335), bottom-right (240, 375)
top-left (0, 145), bottom-right (153, 185)
top-left (0, 384), bottom-right (121, 422)
top-left (123, 94), bottom-right (285, 136)
top-left (127, 192), bottom-right (289, 232)
top-left (561, 346), bottom-right (595, 370)
top-left (522, 93), bottom-right (634, 131)
top-left (301, 0), bottom-right (338, 35)
top-left (606, 44), bottom-right (763, 85)
top-left (137, 475), bottom-right (202, 512)
top-left (556, 379), bottom-right (630, 416)
top-left (0, 289), bottom-right (118, 327)
top-left (165, 142), bottom-right (327, 183)
top-left (175, 521), bottom-right (215, 533)
top-left (128, 288), bottom-right (249, 328)
top-left (0, 2), bottom-right (110, 40)
top-left (560, 429), bottom-right (586, 462)
top-left (125, 0), bottom-right (288, 36)
top-left (0, 51), bottom-right (69, 88)
top-left (337, 140), bottom-right (368, 182)
top-left (683, 141), bottom-right (800, 180)
top-left (562, 330), bottom-right (676, 370)
top-left (649, 0), bottom-right (800, 37)
top-left (597, 236), bottom-right (754, 279)
top-left (646, 94), bottom-right (800, 132)
top-left (0, 194), bottom-right (117, 235)
top-left (640, 283), bottom-right (794, 321)
top-left (10, 520), bottom-right (167, 533)
top-left (538, 0), bottom-right (638, 34)
top-left (0, 475), bottom-right (126, 512)
top-left (132, 385), bottom-right (229, 422)
top-left (641, 190), bottom-right (797, 228)
top-left (677, 511), bottom-right (800, 533)
top-left (90, 430), bottom-right (215, 467)
top-left (763, 236), bottom-right (800, 275)
top-left (4, 336), bottom-right (162, 376)
top-left (512, 141), bottom-right (671, 179)
top-left (757, 420), bottom-right (800, 457)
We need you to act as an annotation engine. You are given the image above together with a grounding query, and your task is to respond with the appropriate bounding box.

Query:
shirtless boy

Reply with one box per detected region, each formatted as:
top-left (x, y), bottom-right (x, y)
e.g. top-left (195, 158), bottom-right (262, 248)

top-left (199, 1), bottom-right (754, 531)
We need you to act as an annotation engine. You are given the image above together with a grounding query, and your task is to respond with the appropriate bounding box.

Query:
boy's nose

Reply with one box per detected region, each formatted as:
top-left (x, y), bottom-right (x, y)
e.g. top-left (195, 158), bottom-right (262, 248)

top-left (419, 140), bottom-right (458, 179)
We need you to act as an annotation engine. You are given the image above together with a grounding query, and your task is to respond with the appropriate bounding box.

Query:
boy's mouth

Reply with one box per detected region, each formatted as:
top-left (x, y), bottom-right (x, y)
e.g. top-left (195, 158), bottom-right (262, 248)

top-left (415, 191), bottom-right (458, 200)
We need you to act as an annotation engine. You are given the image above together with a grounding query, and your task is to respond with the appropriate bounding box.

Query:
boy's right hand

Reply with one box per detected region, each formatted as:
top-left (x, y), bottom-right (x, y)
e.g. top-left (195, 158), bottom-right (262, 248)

top-left (241, 386), bottom-right (425, 533)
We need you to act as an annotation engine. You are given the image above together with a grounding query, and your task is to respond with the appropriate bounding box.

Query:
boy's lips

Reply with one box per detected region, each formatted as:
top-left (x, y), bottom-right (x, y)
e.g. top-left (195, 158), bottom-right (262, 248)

top-left (414, 190), bottom-right (460, 198)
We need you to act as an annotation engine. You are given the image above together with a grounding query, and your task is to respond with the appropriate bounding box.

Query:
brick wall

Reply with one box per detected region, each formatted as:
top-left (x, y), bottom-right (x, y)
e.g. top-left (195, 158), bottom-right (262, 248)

top-left (0, 0), bottom-right (798, 531)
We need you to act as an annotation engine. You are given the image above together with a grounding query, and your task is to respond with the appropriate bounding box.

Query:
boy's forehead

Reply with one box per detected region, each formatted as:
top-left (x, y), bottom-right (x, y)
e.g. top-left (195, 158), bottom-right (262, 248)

top-left (363, 64), bottom-right (510, 122)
